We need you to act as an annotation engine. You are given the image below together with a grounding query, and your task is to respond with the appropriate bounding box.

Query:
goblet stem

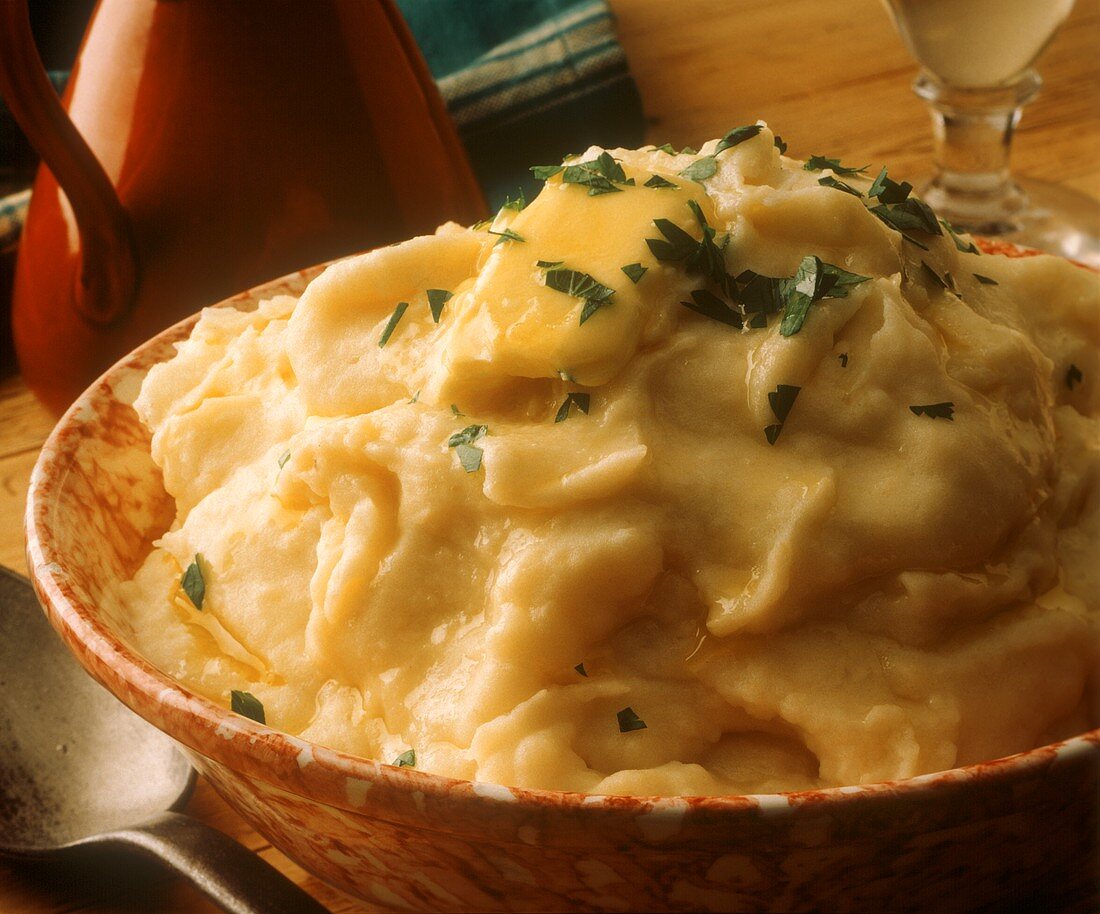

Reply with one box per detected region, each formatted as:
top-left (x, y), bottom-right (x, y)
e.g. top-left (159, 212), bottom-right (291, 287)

top-left (914, 69), bottom-right (1041, 235)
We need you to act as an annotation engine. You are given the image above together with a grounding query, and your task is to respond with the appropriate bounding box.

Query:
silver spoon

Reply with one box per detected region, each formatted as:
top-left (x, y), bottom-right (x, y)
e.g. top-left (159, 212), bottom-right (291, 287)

top-left (0, 566), bottom-right (331, 914)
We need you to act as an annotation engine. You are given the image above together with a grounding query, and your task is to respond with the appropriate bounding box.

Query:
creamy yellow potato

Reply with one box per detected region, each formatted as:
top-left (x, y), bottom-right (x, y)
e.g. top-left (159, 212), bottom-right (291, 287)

top-left (114, 124), bottom-right (1099, 796)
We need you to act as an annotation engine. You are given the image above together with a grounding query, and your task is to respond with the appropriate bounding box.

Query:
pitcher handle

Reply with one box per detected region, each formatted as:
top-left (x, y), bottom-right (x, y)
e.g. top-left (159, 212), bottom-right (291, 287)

top-left (0, 0), bottom-right (137, 325)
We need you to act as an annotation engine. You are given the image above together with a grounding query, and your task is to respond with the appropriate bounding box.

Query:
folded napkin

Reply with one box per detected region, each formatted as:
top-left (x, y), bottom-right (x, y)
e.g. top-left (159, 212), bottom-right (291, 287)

top-left (396, 0), bottom-right (646, 207)
top-left (0, 1), bottom-right (644, 247)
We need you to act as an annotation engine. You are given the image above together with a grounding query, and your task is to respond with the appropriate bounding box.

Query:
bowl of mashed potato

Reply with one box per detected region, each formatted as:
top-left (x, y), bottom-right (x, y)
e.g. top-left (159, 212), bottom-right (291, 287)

top-left (26, 123), bottom-right (1098, 912)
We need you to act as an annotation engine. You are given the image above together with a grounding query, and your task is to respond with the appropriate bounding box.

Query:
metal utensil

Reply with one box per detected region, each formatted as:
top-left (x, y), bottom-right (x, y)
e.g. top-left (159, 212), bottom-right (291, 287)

top-left (0, 566), bottom-right (331, 914)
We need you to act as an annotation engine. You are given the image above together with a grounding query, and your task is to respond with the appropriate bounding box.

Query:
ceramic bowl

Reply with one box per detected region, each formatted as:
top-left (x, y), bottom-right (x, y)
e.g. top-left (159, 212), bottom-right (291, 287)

top-left (25, 245), bottom-right (1099, 913)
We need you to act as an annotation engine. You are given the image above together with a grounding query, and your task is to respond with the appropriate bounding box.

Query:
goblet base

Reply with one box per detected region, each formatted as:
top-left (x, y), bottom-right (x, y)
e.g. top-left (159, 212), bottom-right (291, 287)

top-left (921, 176), bottom-right (1100, 268)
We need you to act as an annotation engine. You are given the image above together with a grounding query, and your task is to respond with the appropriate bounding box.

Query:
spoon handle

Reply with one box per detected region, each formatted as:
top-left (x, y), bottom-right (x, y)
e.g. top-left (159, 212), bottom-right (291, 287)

top-left (91, 811), bottom-right (332, 914)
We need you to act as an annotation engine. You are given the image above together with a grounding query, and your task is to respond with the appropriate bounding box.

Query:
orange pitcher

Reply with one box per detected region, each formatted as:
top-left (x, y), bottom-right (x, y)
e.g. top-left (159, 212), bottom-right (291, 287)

top-left (0, 0), bottom-right (487, 413)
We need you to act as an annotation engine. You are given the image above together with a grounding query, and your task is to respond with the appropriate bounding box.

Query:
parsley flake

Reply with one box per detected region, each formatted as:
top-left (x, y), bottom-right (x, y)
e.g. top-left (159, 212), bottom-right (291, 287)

top-left (867, 166), bottom-right (913, 204)
top-left (871, 197), bottom-right (943, 237)
top-left (679, 156), bottom-right (718, 183)
top-left (556, 151), bottom-right (634, 196)
top-left (277, 451), bottom-right (291, 470)
top-left (838, 353), bottom-right (849, 367)
top-left (1066, 364), bottom-right (1083, 390)
top-left (910, 402), bottom-right (955, 420)
top-left (427, 289), bottom-right (452, 323)
top-left (536, 259), bottom-right (564, 269)
top-left (501, 189), bottom-right (527, 212)
top-left (764, 424), bottom-right (784, 445)
top-left (450, 404), bottom-right (464, 417)
top-left (181, 555), bottom-right (206, 610)
top-left (530, 164), bottom-right (564, 180)
top-left (554, 392), bottom-right (591, 422)
top-left (408, 391), bottom-right (420, 404)
top-left (682, 289), bottom-right (743, 328)
top-left (574, 662), bottom-right (588, 677)
top-left (543, 266), bottom-right (616, 324)
top-left (974, 273), bottom-right (999, 285)
top-left (804, 155), bottom-right (867, 176)
top-left (230, 690), bottom-right (265, 724)
top-left (448, 424), bottom-right (487, 448)
top-left (644, 174), bottom-right (678, 189)
top-left (558, 368), bottom-right (577, 383)
top-left (818, 175), bottom-right (863, 198)
top-left (773, 135), bottom-right (788, 154)
top-left (714, 124), bottom-right (763, 154)
top-left (940, 220), bottom-right (980, 254)
top-left (378, 301), bottom-right (409, 347)
top-left (779, 256), bottom-right (870, 336)
top-left (764, 384), bottom-right (801, 444)
top-left (456, 444), bottom-right (483, 473)
top-left (621, 262), bottom-right (648, 283)
top-left (393, 749), bottom-right (416, 768)
top-left (489, 227), bottom-right (525, 245)
top-left (617, 707), bottom-right (647, 733)
top-left (655, 142), bottom-right (676, 154)
top-left (921, 262), bottom-right (950, 290)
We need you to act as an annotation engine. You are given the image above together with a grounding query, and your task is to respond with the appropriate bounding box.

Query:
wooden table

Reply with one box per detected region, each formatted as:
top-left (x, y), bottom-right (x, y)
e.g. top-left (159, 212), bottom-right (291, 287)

top-left (1, 1), bottom-right (1097, 910)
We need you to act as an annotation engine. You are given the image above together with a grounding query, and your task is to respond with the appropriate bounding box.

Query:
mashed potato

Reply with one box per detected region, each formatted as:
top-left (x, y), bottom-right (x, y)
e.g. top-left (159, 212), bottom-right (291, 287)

top-left (114, 124), bottom-right (1099, 796)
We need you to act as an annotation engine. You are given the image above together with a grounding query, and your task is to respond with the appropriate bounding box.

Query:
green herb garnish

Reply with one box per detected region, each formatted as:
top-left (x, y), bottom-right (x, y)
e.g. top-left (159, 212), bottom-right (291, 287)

top-left (773, 135), bottom-right (788, 154)
top-left (940, 220), bottom-right (979, 254)
top-left (921, 262), bottom-right (950, 290)
top-left (621, 262), bottom-right (648, 283)
top-left (427, 289), bottom-right (452, 323)
top-left (489, 227), bottom-right (525, 245)
top-left (448, 424), bottom-right (487, 447)
top-left (574, 663), bottom-right (588, 677)
top-left (181, 555), bottom-right (206, 610)
top-left (554, 392), bottom-right (591, 422)
top-left (393, 749), bottom-right (416, 768)
top-left (408, 391), bottom-right (420, 404)
top-left (536, 259), bottom-right (564, 269)
top-left (778, 256), bottom-right (870, 336)
top-left (530, 164), bottom-right (564, 180)
top-left (838, 353), bottom-right (849, 367)
top-left (655, 143), bottom-right (676, 154)
top-left (617, 707), bottom-right (647, 733)
top-left (764, 384), bottom-right (801, 444)
top-left (871, 197), bottom-right (942, 237)
top-left (644, 174), bottom-right (678, 189)
top-left (867, 166), bottom-right (913, 204)
top-left (679, 156), bottom-right (718, 183)
top-left (555, 151), bottom-right (634, 196)
top-left (818, 175), bottom-right (863, 198)
top-left (277, 451), bottom-right (291, 470)
top-left (501, 189), bottom-right (527, 212)
top-left (646, 200), bottom-right (730, 293)
top-left (974, 273), bottom-right (999, 285)
top-left (1066, 364), bottom-right (1083, 390)
top-left (714, 124), bottom-right (763, 154)
top-left (804, 155), bottom-right (867, 176)
top-left (230, 690), bottom-right (265, 724)
top-left (558, 368), bottom-right (577, 383)
top-left (910, 402), bottom-right (955, 420)
top-left (456, 444), bottom-right (483, 473)
top-left (378, 301), bottom-right (409, 347)
top-left (681, 288), bottom-right (743, 328)
top-left (450, 404), bottom-right (463, 417)
top-left (542, 266), bottom-right (616, 324)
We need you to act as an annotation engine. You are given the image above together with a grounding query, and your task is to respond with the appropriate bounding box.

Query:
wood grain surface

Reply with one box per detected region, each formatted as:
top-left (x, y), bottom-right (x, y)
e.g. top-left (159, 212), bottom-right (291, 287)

top-left (1, 0), bottom-right (1097, 911)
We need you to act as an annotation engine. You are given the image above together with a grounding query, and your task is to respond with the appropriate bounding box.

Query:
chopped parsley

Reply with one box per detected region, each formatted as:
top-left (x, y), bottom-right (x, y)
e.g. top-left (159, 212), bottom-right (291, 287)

top-left (393, 749), bottom-right (416, 768)
top-left (773, 135), bottom-right (788, 154)
top-left (655, 143), bottom-right (676, 154)
top-left (1066, 364), bottom-right (1083, 390)
top-left (450, 403), bottom-right (464, 417)
top-left (818, 175), bottom-right (863, 198)
top-left (533, 151), bottom-right (635, 196)
top-left (910, 402), bottom-right (955, 420)
top-left (489, 227), bottom-right (525, 245)
top-left (871, 197), bottom-right (943, 237)
top-left (574, 663), bottom-right (588, 677)
top-left (408, 391), bottom-right (420, 404)
top-left (378, 301), bottom-right (409, 347)
top-left (530, 164), bottom-right (564, 180)
top-left (779, 256), bottom-right (870, 336)
top-left (554, 392), bottom-right (591, 422)
top-left (940, 220), bottom-right (980, 254)
top-left (542, 265), bottom-right (616, 324)
top-left (974, 273), bottom-right (999, 285)
top-left (921, 261), bottom-right (951, 290)
top-left (867, 166), bottom-right (913, 204)
top-left (230, 690), bottom-right (265, 724)
top-left (679, 156), bottom-right (718, 183)
top-left (501, 189), bottom-right (527, 212)
top-left (558, 368), bottom-right (577, 382)
top-left (181, 555), bottom-right (206, 610)
top-left (646, 200), bottom-right (730, 294)
top-left (277, 451), bottom-right (291, 469)
top-left (764, 384), bottom-right (801, 444)
top-left (644, 174), bottom-right (678, 189)
top-left (536, 259), bottom-right (564, 269)
top-left (448, 424), bottom-right (487, 448)
top-left (804, 155), bottom-right (867, 175)
top-left (621, 262), bottom-right (648, 283)
top-left (617, 707), bottom-right (647, 733)
top-left (714, 124), bottom-right (763, 154)
top-left (426, 289), bottom-right (452, 323)
top-left (838, 353), bottom-right (849, 367)
top-left (456, 445), bottom-right (483, 473)
top-left (682, 288), bottom-right (742, 328)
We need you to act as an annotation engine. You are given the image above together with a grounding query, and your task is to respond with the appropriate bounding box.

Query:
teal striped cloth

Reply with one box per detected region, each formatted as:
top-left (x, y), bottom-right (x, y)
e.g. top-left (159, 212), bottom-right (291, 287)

top-left (0, 1), bottom-right (644, 246)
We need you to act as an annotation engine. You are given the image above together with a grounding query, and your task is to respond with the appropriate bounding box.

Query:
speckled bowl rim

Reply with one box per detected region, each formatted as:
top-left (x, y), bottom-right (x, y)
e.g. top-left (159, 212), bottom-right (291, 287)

top-left (24, 246), bottom-right (1100, 831)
